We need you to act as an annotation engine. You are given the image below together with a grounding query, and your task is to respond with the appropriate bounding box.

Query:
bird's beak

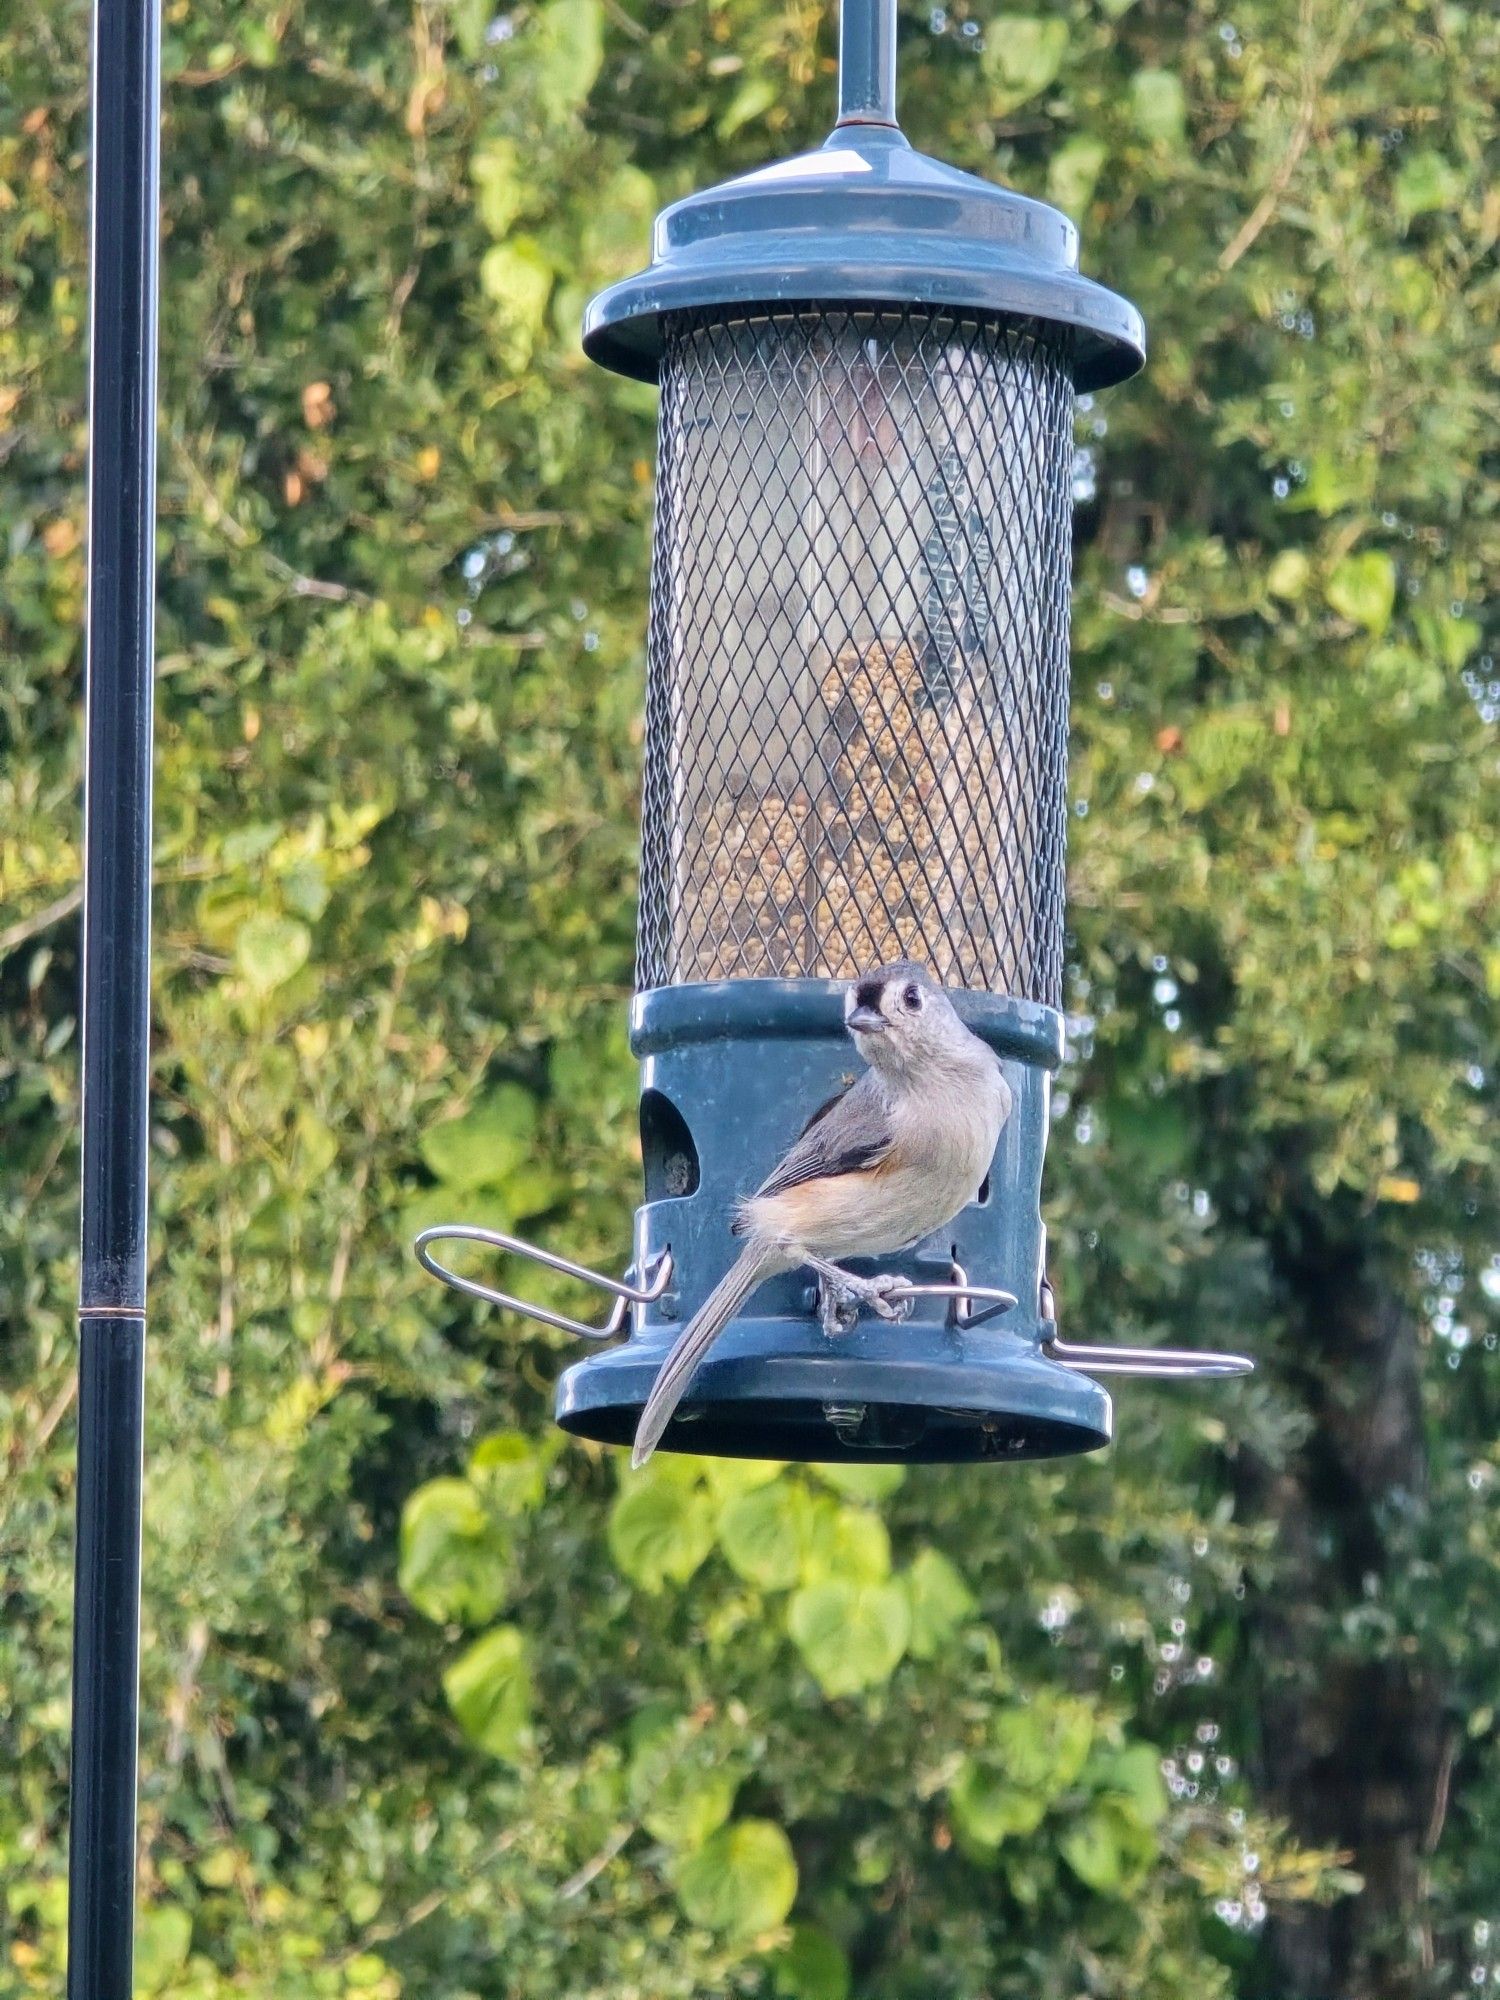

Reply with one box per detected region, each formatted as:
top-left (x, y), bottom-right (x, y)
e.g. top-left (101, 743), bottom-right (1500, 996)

top-left (846, 1004), bottom-right (886, 1035)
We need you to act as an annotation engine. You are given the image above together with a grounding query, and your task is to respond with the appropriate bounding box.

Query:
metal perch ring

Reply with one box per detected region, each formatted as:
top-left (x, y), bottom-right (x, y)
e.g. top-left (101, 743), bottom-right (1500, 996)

top-left (414, 1225), bottom-right (674, 1341)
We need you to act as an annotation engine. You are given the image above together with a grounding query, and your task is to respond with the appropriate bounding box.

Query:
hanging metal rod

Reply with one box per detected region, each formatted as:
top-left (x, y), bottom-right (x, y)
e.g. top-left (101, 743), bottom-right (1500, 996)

top-left (836, 0), bottom-right (899, 127)
top-left (67, 0), bottom-right (162, 1990)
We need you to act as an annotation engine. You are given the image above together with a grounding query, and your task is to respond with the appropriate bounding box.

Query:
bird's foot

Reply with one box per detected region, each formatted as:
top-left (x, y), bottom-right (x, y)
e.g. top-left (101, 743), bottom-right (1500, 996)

top-left (815, 1269), bottom-right (913, 1337)
top-left (817, 1279), bottom-right (860, 1337)
top-left (861, 1272), bottom-right (915, 1323)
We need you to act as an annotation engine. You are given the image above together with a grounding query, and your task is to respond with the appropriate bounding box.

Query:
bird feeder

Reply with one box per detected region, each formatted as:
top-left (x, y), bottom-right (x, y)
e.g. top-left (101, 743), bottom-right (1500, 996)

top-left (418, 0), bottom-right (1251, 1460)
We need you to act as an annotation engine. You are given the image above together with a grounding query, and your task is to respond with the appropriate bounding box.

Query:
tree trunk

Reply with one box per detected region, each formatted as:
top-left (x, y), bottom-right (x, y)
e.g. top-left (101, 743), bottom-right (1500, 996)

top-left (1248, 1215), bottom-right (1448, 1999)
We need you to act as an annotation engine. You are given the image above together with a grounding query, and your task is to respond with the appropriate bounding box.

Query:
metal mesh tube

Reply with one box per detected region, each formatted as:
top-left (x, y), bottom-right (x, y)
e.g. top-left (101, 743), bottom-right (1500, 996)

top-left (638, 305), bottom-right (1073, 1005)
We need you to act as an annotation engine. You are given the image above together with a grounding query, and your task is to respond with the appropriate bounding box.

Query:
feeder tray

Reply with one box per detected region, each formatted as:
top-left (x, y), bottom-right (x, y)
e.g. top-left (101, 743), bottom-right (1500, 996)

top-left (415, 0), bottom-right (1251, 1460)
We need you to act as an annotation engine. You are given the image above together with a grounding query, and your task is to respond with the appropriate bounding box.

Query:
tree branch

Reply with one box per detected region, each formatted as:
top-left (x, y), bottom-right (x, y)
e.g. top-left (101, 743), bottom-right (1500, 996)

top-left (0, 885), bottom-right (82, 960)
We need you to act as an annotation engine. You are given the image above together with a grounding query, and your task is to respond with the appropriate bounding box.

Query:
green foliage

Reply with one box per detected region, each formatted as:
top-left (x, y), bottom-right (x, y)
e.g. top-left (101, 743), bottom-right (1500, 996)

top-left (674, 1818), bottom-right (800, 1940)
top-left (626, 1716), bottom-right (741, 1849)
top-left (419, 1084), bottom-right (540, 1193)
top-left (397, 1423), bottom-right (549, 1630)
top-left (399, 1477), bottom-right (513, 1624)
top-left (1130, 67), bottom-right (1188, 146)
top-left (983, 17), bottom-right (1070, 112)
top-left (716, 1478), bottom-right (811, 1590)
top-left (902, 1545), bottom-right (977, 1658)
top-left (787, 1578), bottom-right (913, 1697)
top-left (770, 1924), bottom-right (853, 2000)
top-left (607, 1460), bottom-right (718, 1591)
top-left (2, 0), bottom-right (1496, 1994)
top-left (442, 1624), bottom-right (534, 1760)
top-left (1325, 549), bottom-right (1398, 635)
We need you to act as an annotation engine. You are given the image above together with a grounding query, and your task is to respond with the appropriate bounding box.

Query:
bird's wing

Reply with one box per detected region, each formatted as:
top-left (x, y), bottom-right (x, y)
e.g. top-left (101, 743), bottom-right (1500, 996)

top-left (744, 1072), bottom-right (895, 1209)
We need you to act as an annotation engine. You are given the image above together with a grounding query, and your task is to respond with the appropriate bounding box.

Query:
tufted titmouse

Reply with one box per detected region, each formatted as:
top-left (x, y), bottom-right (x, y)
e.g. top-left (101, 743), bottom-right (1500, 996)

top-left (631, 961), bottom-right (1013, 1466)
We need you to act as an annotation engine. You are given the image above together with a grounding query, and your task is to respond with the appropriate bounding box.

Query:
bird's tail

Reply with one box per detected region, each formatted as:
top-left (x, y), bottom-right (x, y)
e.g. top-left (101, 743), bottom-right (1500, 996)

top-left (631, 1239), bottom-right (779, 1468)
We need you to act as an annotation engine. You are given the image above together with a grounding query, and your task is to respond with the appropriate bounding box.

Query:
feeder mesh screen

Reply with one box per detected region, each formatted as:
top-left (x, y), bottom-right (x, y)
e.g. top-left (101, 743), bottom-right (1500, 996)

top-left (639, 306), bottom-right (1073, 1004)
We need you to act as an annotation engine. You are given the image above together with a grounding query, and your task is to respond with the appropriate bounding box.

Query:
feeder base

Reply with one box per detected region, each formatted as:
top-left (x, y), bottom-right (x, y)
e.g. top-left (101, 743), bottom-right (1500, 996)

top-left (556, 1316), bottom-right (1110, 1464)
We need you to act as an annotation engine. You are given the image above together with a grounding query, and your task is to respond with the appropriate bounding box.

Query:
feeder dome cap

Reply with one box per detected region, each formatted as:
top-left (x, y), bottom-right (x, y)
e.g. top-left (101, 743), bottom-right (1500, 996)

top-left (584, 123), bottom-right (1145, 393)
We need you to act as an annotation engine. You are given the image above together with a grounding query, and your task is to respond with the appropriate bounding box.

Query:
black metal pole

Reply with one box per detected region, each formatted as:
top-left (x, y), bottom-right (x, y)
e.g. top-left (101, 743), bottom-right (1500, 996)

top-left (67, 0), bottom-right (161, 1988)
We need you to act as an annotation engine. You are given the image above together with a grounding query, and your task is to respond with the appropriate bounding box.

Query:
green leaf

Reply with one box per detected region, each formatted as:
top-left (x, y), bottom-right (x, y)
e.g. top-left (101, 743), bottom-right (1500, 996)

top-left (1089, 1743), bottom-right (1168, 1829)
top-left (718, 74), bottom-right (777, 140)
top-left (948, 1760), bottom-right (1047, 1855)
top-left (238, 20), bottom-right (280, 66)
top-left (221, 821), bottom-right (281, 868)
top-left (1266, 548), bottom-right (1312, 601)
top-left (982, 15), bottom-right (1069, 110)
top-left (400, 1185), bottom-right (510, 1244)
top-left (344, 1882), bottom-right (382, 1926)
top-left (280, 858), bottom-right (328, 921)
top-left (673, 1819), bottom-right (798, 1939)
top-left (1432, 611), bottom-right (1482, 672)
top-left (800, 1498), bottom-right (891, 1584)
top-left (580, 165), bottom-right (658, 278)
top-left (419, 1084), bottom-right (539, 1191)
top-left (134, 1906), bottom-right (193, 1991)
top-left (346, 1954), bottom-right (397, 1989)
top-left (608, 1475), bottom-right (716, 1591)
top-left (496, 1159), bottom-right (570, 1221)
top-left (1326, 551), bottom-right (1397, 634)
top-left (1287, 449), bottom-right (1377, 516)
top-left (627, 1724), bottom-right (740, 1848)
top-left (442, 1625), bottom-right (532, 1760)
top-left (479, 239), bottom-right (556, 368)
top-left (468, 1430), bottom-right (548, 1514)
top-left (717, 1478), bottom-right (809, 1591)
top-left (1060, 1807), bottom-right (1126, 1892)
top-left (399, 1478), bottom-right (511, 1626)
top-left (293, 1105), bottom-right (338, 1180)
top-left (235, 913), bottom-right (311, 996)
top-left (1061, 1799), bottom-right (1159, 1894)
top-left (902, 1547), bottom-right (977, 1660)
top-left (810, 1462), bottom-right (905, 1503)
top-left (196, 1847), bottom-right (238, 1888)
top-left (992, 1693), bottom-right (1094, 1791)
top-left (787, 1578), bottom-right (911, 1696)
top-left (1130, 68), bottom-right (1187, 146)
top-left (771, 1923), bottom-right (852, 2000)
top-left (1394, 149), bottom-right (1462, 221)
top-left (1047, 136), bottom-right (1108, 218)
top-left (850, 1827), bottom-right (896, 1885)
top-left (448, 0), bottom-right (492, 57)
top-left (472, 137), bottom-right (527, 239)
top-left (701, 1454), bottom-right (785, 1500)
top-left (531, 0), bottom-right (604, 122)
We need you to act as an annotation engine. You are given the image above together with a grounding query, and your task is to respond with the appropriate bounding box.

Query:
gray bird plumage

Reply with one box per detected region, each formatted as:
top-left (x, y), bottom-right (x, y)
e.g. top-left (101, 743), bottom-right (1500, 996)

top-left (631, 961), bottom-right (1012, 1466)
top-left (738, 1072), bottom-right (896, 1212)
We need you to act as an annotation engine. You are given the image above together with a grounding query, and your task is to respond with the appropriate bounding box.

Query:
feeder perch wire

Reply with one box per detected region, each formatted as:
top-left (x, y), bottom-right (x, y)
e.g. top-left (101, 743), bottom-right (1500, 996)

top-left (415, 1223), bottom-right (1251, 1378)
top-left (414, 1226), bottom-right (674, 1342)
top-left (415, 1223), bottom-right (1018, 1335)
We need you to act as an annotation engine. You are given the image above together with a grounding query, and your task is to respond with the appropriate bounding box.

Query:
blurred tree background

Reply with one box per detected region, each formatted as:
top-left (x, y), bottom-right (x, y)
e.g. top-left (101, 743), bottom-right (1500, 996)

top-left (1, 0), bottom-right (1496, 1993)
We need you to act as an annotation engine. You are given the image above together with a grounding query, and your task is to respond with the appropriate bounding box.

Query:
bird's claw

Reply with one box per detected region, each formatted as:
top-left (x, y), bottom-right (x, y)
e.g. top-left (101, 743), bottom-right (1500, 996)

top-left (816, 1270), bottom-right (863, 1336)
top-left (864, 1273), bottom-right (914, 1323)
top-left (816, 1270), bottom-right (913, 1336)
top-left (819, 1286), bottom-right (860, 1337)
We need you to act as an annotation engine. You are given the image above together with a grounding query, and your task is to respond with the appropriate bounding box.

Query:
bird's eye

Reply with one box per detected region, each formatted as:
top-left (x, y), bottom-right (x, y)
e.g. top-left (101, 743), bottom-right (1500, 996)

top-left (903, 983), bottom-right (921, 1011)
